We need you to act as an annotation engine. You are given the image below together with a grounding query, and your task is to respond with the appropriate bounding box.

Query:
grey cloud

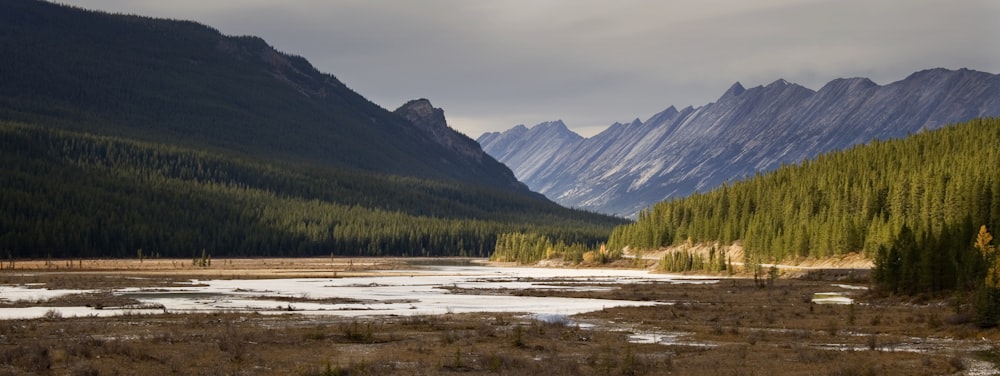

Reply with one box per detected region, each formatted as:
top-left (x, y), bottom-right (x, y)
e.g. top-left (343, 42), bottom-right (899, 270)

top-left (64, 0), bottom-right (1000, 137)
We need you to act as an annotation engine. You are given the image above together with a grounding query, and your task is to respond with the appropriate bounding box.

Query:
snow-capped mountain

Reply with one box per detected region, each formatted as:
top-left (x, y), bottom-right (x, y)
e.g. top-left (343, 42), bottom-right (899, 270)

top-left (478, 68), bottom-right (1000, 217)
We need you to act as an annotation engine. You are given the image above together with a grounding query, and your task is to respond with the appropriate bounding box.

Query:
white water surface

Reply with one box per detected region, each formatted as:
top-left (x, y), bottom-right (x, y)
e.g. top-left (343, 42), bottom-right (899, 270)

top-left (811, 292), bottom-right (854, 305)
top-left (0, 265), bottom-right (717, 320)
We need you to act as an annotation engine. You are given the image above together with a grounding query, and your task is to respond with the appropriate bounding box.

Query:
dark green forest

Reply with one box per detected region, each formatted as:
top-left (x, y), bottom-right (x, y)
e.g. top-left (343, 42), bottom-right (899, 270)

top-left (0, 121), bottom-right (624, 259)
top-left (608, 117), bottom-right (1000, 294)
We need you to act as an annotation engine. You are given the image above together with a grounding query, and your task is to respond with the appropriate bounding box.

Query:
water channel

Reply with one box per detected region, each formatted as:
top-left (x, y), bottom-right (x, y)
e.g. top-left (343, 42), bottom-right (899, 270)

top-left (0, 264), bottom-right (722, 320)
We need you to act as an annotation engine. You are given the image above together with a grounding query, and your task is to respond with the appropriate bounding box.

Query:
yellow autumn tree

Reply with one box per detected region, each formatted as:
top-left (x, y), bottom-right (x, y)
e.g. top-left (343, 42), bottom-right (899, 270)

top-left (976, 225), bottom-right (998, 288)
top-left (975, 225), bottom-right (1000, 327)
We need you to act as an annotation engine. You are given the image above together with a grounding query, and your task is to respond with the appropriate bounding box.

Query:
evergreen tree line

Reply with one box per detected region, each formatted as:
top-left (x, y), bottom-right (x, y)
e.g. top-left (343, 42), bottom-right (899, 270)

top-left (657, 247), bottom-right (732, 274)
top-left (0, 121), bottom-right (623, 259)
top-left (489, 232), bottom-right (619, 265)
top-left (608, 117), bottom-right (1000, 294)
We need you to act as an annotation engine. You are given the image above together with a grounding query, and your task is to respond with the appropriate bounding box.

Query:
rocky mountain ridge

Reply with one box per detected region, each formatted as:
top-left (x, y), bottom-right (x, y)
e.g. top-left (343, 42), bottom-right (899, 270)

top-left (395, 99), bottom-right (485, 163)
top-left (479, 68), bottom-right (1000, 217)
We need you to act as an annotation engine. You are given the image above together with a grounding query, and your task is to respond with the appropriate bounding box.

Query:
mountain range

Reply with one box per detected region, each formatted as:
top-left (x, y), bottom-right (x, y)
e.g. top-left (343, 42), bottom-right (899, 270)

top-left (0, 0), bottom-right (622, 258)
top-left (478, 68), bottom-right (1000, 217)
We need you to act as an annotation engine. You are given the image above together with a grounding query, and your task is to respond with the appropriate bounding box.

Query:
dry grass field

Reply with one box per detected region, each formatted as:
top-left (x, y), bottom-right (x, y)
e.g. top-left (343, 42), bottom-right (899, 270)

top-left (0, 258), bottom-right (998, 375)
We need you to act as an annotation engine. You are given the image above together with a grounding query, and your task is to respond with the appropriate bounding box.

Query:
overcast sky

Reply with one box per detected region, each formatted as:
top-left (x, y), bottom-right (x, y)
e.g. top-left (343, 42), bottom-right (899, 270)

top-left (65, 0), bottom-right (1000, 137)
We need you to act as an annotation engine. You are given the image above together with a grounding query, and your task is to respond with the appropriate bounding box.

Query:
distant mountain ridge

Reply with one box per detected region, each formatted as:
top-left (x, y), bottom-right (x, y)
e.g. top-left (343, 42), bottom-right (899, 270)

top-left (479, 68), bottom-right (1000, 217)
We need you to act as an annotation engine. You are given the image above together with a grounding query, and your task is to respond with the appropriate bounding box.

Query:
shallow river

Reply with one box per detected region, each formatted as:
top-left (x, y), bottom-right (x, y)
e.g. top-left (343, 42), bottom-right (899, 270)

top-left (0, 264), bottom-right (719, 320)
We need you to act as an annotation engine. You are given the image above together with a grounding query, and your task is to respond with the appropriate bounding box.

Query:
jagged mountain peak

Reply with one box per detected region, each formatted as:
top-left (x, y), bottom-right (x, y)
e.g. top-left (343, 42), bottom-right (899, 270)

top-left (476, 124), bottom-right (526, 147)
top-left (521, 120), bottom-right (583, 140)
top-left (394, 98), bottom-right (496, 165)
top-left (643, 106), bottom-right (680, 128)
top-left (737, 78), bottom-right (810, 95)
top-left (762, 78), bottom-right (811, 93)
top-left (532, 119), bottom-right (568, 131)
top-left (769, 78), bottom-right (790, 87)
top-left (398, 97), bottom-right (436, 111)
top-left (907, 67), bottom-right (959, 80)
top-left (608, 118), bottom-right (644, 128)
top-left (723, 82), bottom-right (746, 97)
top-left (396, 98), bottom-right (447, 130)
top-left (821, 77), bottom-right (878, 91)
top-left (510, 124), bottom-right (530, 133)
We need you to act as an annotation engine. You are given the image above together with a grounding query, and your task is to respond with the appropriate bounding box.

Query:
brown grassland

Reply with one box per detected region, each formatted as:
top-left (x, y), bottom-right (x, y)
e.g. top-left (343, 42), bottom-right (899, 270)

top-left (1, 258), bottom-right (999, 375)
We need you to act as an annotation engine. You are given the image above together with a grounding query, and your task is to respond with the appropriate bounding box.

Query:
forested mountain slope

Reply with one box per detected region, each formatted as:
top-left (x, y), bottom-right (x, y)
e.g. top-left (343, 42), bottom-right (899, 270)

top-left (0, 0), bottom-right (626, 258)
top-left (479, 69), bottom-right (1000, 217)
top-left (608, 117), bottom-right (1000, 293)
top-left (0, 0), bottom-right (524, 190)
top-left (0, 121), bottom-right (624, 259)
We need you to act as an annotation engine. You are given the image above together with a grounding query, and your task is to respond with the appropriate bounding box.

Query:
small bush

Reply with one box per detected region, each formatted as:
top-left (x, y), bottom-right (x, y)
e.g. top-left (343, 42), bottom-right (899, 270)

top-left (0, 344), bottom-right (51, 373)
top-left (43, 308), bottom-right (63, 320)
top-left (825, 320), bottom-right (839, 336)
top-left (340, 320), bottom-right (373, 343)
top-left (512, 325), bottom-right (525, 348)
top-left (866, 334), bottom-right (878, 351)
top-left (948, 356), bottom-right (966, 372)
top-left (945, 312), bottom-right (974, 325)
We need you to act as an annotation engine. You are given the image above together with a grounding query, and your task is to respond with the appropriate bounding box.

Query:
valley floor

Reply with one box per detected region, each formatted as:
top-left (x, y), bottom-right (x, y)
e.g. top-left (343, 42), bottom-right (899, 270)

top-left (0, 258), bottom-right (997, 375)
